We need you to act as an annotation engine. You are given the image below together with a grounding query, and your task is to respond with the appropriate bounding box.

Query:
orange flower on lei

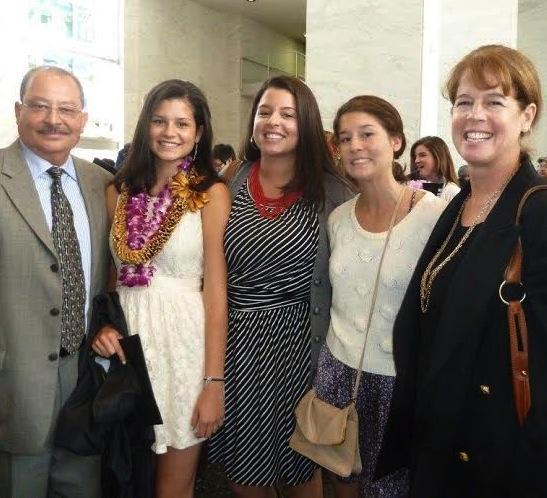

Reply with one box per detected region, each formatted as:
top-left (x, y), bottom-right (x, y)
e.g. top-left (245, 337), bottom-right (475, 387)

top-left (112, 171), bottom-right (209, 268)
top-left (171, 171), bottom-right (209, 211)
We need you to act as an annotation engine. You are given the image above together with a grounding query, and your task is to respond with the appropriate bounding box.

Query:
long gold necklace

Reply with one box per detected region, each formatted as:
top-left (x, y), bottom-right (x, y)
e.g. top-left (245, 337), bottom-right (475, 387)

top-left (420, 169), bottom-right (517, 313)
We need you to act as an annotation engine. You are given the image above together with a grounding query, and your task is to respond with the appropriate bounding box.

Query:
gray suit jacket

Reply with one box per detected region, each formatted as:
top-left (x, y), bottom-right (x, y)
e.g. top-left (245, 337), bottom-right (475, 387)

top-left (230, 162), bottom-right (354, 383)
top-left (0, 140), bottom-right (112, 454)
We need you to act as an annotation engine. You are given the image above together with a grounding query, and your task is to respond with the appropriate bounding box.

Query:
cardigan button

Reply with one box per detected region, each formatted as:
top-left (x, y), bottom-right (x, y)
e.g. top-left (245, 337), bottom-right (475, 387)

top-left (458, 451), bottom-right (470, 463)
top-left (48, 352), bottom-right (58, 362)
top-left (50, 307), bottom-right (60, 316)
top-left (313, 278), bottom-right (322, 286)
top-left (313, 306), bottom-right (320, 315)
top-left (380, 338), bottom-right (393, 353)
top-left (313, 335), bottom-right (321, 343)
top-left (479, 385), bottom-right (491, 395)
top-left (50, 263), bottom-right (59, 272)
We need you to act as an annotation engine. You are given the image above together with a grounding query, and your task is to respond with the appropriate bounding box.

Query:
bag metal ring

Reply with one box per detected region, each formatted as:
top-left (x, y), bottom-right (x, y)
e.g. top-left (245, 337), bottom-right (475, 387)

top-left (498, 280), bottom-right (526, 305)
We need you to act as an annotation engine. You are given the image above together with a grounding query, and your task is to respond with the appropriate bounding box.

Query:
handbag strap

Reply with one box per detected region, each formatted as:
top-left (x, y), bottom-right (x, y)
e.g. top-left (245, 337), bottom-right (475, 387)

top-left (351, 187), bottom-right (407, 402)
top-left (502, 184), bottom-right (547, 424)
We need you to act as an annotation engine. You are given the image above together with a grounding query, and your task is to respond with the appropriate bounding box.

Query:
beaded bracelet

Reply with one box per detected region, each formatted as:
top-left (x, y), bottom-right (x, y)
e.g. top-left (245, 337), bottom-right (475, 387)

top-left (203, 376), bottom-right (225, 386)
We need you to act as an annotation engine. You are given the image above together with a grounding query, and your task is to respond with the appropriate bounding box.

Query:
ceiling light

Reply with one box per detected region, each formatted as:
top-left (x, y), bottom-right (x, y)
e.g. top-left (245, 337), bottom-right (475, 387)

top-left (246, 0), bottom-right (256, 2)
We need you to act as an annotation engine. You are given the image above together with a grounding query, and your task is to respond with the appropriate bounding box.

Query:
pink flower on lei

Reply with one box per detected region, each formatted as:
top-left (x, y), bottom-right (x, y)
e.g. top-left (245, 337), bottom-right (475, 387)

top-left (407, 179), bottom-right (424, 190)
top-left (118, 157), bottom-right (193, 287)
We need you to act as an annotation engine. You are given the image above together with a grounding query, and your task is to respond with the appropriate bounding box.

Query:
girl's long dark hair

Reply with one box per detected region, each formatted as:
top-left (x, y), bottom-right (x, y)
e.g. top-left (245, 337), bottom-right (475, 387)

top-left (241, 76), bottom-right (340, 206)
top-left (115, 79), bottom-right (218, 193)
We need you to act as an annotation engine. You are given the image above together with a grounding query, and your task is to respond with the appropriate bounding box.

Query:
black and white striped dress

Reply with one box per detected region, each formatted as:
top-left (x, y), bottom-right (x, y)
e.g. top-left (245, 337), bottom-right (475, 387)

top-left (208, 182), bottom-right (319, 486)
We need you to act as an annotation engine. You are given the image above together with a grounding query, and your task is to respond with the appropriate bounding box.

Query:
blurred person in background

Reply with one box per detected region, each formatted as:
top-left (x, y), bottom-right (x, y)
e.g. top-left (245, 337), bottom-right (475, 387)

top-left (410, 136), bottom-right (460, 201)
top-left (537, 156), bottom-right (547, 177)
top-left (213, 143), bottom-right (236, 176)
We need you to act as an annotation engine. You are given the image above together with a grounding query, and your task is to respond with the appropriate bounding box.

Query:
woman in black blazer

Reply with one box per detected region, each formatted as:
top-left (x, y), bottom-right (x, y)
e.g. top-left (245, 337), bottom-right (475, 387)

top-left (376, 44), bottom-right (547, 498)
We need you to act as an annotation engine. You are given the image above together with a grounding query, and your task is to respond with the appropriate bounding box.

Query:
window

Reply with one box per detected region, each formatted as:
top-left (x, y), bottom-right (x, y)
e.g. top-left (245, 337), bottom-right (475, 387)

top-left (1, 0), bottom-right (123, 160)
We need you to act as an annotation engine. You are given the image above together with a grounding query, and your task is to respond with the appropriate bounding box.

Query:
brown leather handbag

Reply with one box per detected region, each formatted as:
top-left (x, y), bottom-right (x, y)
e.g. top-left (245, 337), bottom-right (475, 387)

top-left (500, 185), bottom-right (547, 425)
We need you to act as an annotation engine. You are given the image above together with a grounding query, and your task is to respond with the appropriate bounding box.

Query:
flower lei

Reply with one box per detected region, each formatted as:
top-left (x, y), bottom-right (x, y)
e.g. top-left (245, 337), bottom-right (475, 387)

top-left (112, 157), bottom-right (208, 287)
top-left (407, 179), bottom-right (424, 190)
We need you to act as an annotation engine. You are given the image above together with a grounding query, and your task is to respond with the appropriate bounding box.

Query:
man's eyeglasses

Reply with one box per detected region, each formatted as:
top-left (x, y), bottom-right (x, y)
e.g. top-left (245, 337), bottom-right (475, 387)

top-left (22, 101), bottom-right (82, 119)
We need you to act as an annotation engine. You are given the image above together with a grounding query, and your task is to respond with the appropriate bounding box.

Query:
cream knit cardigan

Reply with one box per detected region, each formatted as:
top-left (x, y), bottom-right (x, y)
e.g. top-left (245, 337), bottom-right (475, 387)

top-left (326, 191), bottom-right (446, 376)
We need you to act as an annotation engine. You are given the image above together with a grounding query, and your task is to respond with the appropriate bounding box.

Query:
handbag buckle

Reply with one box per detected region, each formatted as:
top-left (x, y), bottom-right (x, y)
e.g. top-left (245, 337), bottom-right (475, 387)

top-left (498, 280), bottom-right (526, 305)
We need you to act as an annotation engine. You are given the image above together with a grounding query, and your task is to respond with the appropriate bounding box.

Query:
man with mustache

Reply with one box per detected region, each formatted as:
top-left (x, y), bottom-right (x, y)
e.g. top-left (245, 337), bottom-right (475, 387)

top-left (0, 66), bottom-right (112, 497)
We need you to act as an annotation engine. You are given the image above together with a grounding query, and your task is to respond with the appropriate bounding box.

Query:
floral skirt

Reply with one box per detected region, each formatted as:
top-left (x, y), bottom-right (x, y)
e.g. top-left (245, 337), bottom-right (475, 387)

top-left (313, 345), bottom-right (409, 498)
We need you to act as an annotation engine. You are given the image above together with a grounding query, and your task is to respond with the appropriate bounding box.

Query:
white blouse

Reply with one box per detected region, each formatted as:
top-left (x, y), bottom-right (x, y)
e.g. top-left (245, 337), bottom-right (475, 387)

top-left (439, 181), bottom-right (460, 202)
top-left (326, 191), bottom-right (446, 376)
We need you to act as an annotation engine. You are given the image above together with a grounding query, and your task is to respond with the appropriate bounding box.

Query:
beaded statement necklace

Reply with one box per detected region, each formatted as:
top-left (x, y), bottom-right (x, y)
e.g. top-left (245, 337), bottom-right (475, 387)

top-left (420, 168), bottom-right (517, 313)
top-left (112, 157), bottom-right (208, 287)
top-left (247, 161), bottom-right (303, 220)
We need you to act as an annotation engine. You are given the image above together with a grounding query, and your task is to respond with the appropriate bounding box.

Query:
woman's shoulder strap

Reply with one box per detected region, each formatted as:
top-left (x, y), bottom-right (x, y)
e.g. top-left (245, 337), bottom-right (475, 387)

top-left (516, 184), bottom-right (547, 225)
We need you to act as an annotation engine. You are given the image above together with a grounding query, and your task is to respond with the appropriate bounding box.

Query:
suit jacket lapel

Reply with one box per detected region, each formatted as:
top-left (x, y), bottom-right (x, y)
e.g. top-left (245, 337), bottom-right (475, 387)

top-left (74, 157), bottom-right (105, 296)
top-left (0, 140), bottom-right (56, 256)
top-left (421, 162), bottom-right (538, 387)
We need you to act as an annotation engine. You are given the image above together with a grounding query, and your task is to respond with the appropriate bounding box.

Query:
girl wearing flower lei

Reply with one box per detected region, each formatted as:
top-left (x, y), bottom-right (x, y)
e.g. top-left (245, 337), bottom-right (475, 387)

top-left (92, 79), bottom-right (231, 498)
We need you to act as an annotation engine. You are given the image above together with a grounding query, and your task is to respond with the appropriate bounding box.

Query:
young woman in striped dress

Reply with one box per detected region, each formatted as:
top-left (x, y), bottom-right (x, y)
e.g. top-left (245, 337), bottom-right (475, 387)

top-left (208, 75), bottom-right (353, 497)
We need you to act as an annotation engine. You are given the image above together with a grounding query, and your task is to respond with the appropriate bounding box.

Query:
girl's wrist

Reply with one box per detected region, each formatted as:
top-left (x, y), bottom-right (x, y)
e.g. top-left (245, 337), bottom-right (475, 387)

top-left (203, 376), bottom-right (225, 387)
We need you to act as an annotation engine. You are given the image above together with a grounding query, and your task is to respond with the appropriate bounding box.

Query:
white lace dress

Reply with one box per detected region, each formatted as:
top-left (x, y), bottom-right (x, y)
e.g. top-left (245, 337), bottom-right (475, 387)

top-left (112, 210), bottom-right (206, 453)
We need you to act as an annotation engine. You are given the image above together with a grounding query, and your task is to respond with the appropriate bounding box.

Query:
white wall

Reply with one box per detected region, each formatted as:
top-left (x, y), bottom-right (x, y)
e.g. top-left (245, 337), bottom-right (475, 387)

top-left (306, 0), bottom-right (528, 170)
top-left (124, 0), bottom-right (304, 153)
top-left (434, 0), bottom-right (518, 165)
top-left (518, 0), bottom-right (547, 163)
top-left (5, 0), bottom-right (541, 164)
top-left (124, 0), bottom-right (241, 147)
top-left (306, 0), bottom-right (423, 168)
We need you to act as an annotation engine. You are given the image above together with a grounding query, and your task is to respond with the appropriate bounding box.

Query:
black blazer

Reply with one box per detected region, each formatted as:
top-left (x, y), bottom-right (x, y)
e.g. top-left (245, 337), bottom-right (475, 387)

top-left (56, 292), bottom-right (161, 498)
top-left (376, 159), bottom-right (547, 498)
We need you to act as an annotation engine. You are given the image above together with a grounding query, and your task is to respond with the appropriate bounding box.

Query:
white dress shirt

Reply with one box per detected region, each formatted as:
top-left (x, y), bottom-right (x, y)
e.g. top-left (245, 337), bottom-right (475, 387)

top-left (21, 142), bottom-right (92, 322)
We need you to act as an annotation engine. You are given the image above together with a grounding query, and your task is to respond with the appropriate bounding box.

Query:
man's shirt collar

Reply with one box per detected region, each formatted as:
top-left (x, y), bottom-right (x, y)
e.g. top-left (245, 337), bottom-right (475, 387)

top-left (20, 141), bottom-right (77, 181)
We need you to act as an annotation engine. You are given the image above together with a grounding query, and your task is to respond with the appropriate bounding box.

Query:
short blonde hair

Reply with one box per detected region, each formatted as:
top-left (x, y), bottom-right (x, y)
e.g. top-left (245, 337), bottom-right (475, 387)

top-left (444, 45), bottom-right (543, 129)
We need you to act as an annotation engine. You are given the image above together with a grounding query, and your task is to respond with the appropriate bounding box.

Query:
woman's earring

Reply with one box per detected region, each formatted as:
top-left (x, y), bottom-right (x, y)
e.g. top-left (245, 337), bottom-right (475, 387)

top-left (192, 143), bottom-right (199, 162)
